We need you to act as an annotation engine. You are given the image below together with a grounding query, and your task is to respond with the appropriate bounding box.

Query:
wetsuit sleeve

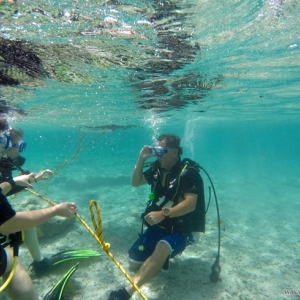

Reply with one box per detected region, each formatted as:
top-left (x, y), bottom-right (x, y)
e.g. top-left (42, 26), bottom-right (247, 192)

top-left (181, 168), bottom-right (202, 195)
top-left (0, 159), bottom-right (27, 196)
top-left (0, 193), bottom-right (16, 226)
top-left (5, 186), bottom-right (26, 197)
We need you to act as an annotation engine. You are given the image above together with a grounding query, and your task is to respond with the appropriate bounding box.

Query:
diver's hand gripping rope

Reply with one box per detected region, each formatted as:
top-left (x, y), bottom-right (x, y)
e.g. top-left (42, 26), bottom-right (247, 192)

top-left (24, 189), bottom-right (148, 300)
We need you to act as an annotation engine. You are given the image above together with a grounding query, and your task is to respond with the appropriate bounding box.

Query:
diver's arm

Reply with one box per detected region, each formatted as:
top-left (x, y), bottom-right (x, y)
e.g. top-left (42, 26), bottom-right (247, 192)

top-left (0, 202), bottom-right (77, 235)
top-left (0, 182), bottom-right (14, 195)
top-left (144, 193), bottom-right (197, 226)
top-left (0, 170), bottom-right (54, 196)
top-left (0, 176), bottom-right (33, 195)
top-left (131, 145), bottom-right (152, 187)
top-left (169, 193), bottom-right (197, 216)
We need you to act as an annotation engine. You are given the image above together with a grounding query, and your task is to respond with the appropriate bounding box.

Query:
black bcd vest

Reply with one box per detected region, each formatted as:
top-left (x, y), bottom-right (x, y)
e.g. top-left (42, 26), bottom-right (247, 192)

top-left (143, 158), bottom-right (205, 235)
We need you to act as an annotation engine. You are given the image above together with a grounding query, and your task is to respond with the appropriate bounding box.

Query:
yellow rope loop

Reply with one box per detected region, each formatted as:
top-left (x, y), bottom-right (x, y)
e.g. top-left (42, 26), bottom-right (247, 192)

top-left (89, 200), bottom-right (110, 251)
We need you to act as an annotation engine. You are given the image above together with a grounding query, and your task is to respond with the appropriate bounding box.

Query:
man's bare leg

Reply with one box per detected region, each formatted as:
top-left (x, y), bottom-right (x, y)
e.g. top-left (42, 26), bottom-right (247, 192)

top-left (126, 241), bottom-right (171, 296)
top-left (2, 248), bottom-right (39, 300)
top-left (24, 227), bottom-right (43, 262)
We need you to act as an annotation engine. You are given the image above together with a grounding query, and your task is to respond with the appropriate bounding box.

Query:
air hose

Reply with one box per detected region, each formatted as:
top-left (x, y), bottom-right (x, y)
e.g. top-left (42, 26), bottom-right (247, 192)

top-left (199, 166), bottom-right (221, 283)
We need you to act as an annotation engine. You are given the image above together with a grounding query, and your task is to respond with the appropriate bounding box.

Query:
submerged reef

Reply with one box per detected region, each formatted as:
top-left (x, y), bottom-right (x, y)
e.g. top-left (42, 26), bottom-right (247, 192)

top-left (131, 74), bottom-right (223, 112)
top-left (0, 38), bottom-right (48, 85)
top-left (0, 0), bottom-right (222, 114)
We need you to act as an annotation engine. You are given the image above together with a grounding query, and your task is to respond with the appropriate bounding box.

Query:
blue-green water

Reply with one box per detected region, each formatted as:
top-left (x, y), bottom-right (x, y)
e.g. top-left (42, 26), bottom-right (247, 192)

top-left (1, 0), bottom-right (300, 299)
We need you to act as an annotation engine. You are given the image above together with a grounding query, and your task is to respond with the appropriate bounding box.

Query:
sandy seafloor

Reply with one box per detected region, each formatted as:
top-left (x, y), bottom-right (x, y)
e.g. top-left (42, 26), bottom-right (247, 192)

top-left (0, 126), bottom-right (300, 300)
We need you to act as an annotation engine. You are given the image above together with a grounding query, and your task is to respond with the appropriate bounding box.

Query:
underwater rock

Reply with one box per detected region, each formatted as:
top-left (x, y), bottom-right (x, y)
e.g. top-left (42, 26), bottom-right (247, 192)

top-left (36, 216), bottom-right (76, 238)
top-left (0, 70), bottom-right (20, 85)
top-left (0, 38), bottom-right (48, 78)
top-left (12, 196), bottom-right (76, 238)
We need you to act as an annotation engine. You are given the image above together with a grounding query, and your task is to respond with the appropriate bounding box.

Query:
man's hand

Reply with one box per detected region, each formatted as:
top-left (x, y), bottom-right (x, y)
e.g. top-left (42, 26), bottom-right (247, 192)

top-left (139, 145), bottom-right (154, 161)
top-left (13, 173), bottom-right (35, 189)
top-left (32, 169), bottom-right (54, 182)
top-left (13, 169), bottom-right (54, 189)
top-left (144, 211), bottom-right (165, 226)
top-left (14, 169), bottom-right (53, 189)
top-left (132, 146), bottom-right (152, 187)
top-left (56, 202), bottom-right (78, 218)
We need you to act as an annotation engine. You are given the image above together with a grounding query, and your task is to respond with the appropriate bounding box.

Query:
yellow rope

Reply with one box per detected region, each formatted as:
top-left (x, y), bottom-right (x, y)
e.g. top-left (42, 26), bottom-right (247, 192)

top-left (7, 190), bottom-right (24, 202)
top-left (89, 200), bottom-right (147, 299)
top-left (25, 189), bottom-right (148, 300)
top-left (8, 133), bottom-right (104, 201)
top-left (37, 132), bottom-right (104, 192)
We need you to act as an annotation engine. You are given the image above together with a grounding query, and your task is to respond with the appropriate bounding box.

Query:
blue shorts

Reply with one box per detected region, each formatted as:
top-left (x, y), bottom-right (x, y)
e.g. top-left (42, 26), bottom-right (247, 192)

top-left (128, 226), bottom-right (188, 265)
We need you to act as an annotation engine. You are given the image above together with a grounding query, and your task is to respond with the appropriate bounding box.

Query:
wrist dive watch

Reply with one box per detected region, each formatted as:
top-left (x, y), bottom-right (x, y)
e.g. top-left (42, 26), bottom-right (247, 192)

top-left (162, 207), bottom-right (171, 218)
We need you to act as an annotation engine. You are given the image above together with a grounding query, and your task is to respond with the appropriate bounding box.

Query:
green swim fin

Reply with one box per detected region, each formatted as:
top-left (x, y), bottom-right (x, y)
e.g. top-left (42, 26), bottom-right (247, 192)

top-left (43, 262), bottom-right (79, 300)
top-left (30, 249), bottom-right (101, 276)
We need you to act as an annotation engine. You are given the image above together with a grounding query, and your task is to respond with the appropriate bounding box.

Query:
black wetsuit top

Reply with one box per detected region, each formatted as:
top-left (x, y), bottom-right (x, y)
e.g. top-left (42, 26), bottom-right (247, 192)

top-left (143, 159), bottom-right (205, 235)
top-left (0, 156), bottom-right (27, 196)
top-left (0, 192), bottom-right (16, 234)
top-left (0, 192), bottom-right (16, 276)
top-left (0, 156), bottom-right (26, 275)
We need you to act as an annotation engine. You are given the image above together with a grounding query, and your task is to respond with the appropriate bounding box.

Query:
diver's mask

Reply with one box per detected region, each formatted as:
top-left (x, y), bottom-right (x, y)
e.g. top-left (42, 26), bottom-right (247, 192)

top-left (150, 147), bottom-right (169, 158)
top-left (12, 141), bottom-right (27, 152)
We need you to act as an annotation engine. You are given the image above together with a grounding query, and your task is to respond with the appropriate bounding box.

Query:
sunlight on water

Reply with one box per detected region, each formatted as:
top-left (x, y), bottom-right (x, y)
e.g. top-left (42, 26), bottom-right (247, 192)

top-left (1, 0), bottom-right (299, 124)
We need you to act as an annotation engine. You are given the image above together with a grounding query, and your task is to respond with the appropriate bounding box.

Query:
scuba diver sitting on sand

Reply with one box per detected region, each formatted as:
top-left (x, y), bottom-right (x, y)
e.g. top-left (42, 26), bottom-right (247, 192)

top-left (0, 171), bottom-right (78, 300)
top-left (0, 118), bottom-right (69, 275)
top-left (108, 134), bottom-right (205, 300)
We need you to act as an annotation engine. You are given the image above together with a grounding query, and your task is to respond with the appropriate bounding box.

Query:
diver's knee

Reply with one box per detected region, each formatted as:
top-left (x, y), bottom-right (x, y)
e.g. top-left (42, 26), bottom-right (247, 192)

top-left (156, 241), bottom-right (171, 255)
top-left (151, 241), bottom-right (171, 261)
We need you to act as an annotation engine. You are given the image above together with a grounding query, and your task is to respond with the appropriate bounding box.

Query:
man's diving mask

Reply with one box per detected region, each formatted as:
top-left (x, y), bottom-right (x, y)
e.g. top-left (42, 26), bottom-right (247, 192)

top-left (12, 141), bottom-right (27, 152)
top-left (150, 147), bottom-right (169, 158)
top-left (0, 131), bottom-right (26, 153)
